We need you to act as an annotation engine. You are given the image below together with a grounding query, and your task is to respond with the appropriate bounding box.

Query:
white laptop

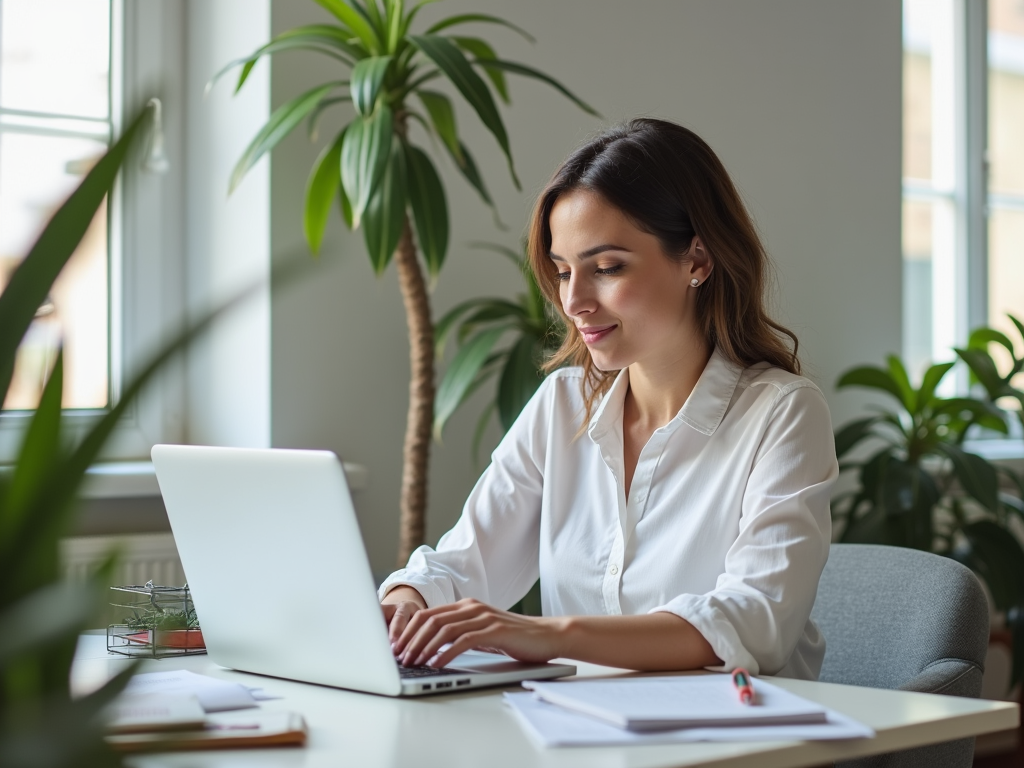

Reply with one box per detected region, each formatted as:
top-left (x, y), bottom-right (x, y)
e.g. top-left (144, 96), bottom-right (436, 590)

top-left (150, 444), bottom-right (575, 696)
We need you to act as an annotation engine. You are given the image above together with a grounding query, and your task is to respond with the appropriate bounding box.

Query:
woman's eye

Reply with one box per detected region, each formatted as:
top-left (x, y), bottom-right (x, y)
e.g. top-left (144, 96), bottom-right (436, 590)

top-left (556, 271), bottom-right (571, 281)
top-left (596, 264), bottom-right (624, 275)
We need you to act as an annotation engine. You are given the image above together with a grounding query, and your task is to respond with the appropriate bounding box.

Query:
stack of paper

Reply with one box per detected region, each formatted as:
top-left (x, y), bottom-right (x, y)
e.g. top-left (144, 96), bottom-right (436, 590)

top-left (104, 669), bottom-right (305, 753)
top-left (506, 674), bottom-right (874, 748)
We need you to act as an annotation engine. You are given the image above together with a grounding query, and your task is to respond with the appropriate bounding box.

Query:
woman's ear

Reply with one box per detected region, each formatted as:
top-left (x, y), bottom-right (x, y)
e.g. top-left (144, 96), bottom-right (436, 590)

top-left (687, 237), bottom-right (713, 284)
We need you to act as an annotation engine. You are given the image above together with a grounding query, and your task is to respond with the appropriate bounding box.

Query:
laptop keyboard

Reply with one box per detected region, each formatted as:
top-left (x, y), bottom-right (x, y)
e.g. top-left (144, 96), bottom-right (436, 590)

top-left (398, 665), bottom-right (471, 679)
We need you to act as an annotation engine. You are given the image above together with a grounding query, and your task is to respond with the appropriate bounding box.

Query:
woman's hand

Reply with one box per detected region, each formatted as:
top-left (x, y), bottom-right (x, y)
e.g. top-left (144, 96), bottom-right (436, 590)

top-left (392, 598), bottom-right (567, 670)
top-left (380, 586), bottom-right (427, 645)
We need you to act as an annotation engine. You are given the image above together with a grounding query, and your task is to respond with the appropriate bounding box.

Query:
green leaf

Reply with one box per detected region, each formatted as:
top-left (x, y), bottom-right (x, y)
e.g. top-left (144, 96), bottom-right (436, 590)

top-left (359, 0), bottom-right (386, 40)
top-left (468, 241), bottom-right (522, 265)
top-left (435, 298), bottom-right (497, 359)
top-left (836, 365), bottom-right (906, 406)
top-left (447, 139), bottom-right (494, 209)
top-left (341, 104), bottom-right (394, 228)
top-left (886, 355), bottom-right (915, 413)
top-left (954, 347), bottom-right (1006, 398)
top-left (351, 55), bottom-right (392, 115)
top-left (385, 0), bottom-right (404, 53)
top-left (339, 180), bottom-right (355, 229)
top-left (417, 90), bottom-right (462, 160)
top-left (877, 456), bottom-right (938, 551)
top-left (304, 128), bottom-right (346, 254)
top-left (230, 83), bottom-right (338, 192)
top-left (935, 442), bottom-right (1000, 512)
top-left (471, 401), bottom-right (497, 466)
top-left (409, 34), bottom-right (519, 189)
top-left (404, 142), bottom-right (448, 275)
top-left (2, 352), bottom-right (63, 545)
top-left (452, 37), bottom-right (509, 103)
top-left (209, 26), bottom-right (360, 94)
top-left (933, 397), bottom-right (1008, 434)
top-left (425, 13), bottom-right (535, 42)
top-left (1008, 314), bottom-right (1024, 347)
top-left (474, 58), bottom-right (600, 117)
top-left (363, 145), bottom-right (407, 273)
top-left (968, 327), bottom-right (1016, 356)
top-left (307, 95), bottom-right (353, 141)
top-left (833, 416), bottom-right (881, 459)
top-left (434, 326), bottom-right (506, 439)
top-left (916, 361), bottom-right (955, 411)
top-left (958, 520), bottom-right (1024, 612)
top-left (314, 0), bottom-right (382, 53)
top-left (497, 335), bottom-right (542, 430)
top-left (0, 108), bottom-right (148, 401)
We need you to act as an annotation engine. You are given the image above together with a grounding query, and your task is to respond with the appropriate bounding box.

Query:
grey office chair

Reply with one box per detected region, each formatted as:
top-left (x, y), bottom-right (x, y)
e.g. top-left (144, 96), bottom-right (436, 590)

top-left (810, 543), bottom-right (989, 768)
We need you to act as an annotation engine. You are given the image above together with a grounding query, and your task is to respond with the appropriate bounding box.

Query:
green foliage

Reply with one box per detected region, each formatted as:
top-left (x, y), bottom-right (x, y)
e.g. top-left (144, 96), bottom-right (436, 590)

top-left (433, 243), bottom-right (563, 459)
top-left (832, 350), bottom-right (1024, 688)
top-left (221, 0), bottom-right (598, 279)
top-left (956, 314), bottom-right (1024, 434)
top-left (0, 104), bottom-right (303, 766)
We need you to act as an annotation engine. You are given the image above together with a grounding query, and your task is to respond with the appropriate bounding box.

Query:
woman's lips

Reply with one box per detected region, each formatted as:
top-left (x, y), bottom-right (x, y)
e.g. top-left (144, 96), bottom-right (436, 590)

top-left (578, 324), bottom-right (616, 344)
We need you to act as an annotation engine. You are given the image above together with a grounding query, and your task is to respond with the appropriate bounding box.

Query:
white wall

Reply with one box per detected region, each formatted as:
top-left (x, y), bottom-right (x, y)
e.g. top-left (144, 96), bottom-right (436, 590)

top-left (269, 0), bottom-right (902, 577)
top-left (184, 0), bottom-right (271, 449)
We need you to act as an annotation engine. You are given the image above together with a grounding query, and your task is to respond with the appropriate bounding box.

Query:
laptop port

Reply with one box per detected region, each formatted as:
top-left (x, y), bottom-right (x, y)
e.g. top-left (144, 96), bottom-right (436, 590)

top-left (436, 681), bottom-right (452, 689)
top-left (457, 679), bottom-right (470, 687)
top-left (421, 684), bottom-right (432, 691)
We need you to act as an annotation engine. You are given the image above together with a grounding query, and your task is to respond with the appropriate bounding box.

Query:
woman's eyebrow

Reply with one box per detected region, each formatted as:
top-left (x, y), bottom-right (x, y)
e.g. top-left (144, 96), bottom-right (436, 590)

top-left (548, 243), bottom-right (631, 262)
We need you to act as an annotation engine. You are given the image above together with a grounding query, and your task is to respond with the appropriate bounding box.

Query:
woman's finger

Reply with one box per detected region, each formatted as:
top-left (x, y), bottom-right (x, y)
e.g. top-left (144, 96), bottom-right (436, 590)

top-left (412, 615), bottom-right (492, 666)
top-left (387, 602), bottom-right (419, 644)
top-left (395, 600), bottom-right (482, 659)
top-left (429, 630), bottom-right (491, 670)
top-left (398, 602), bottom-right (487, 664)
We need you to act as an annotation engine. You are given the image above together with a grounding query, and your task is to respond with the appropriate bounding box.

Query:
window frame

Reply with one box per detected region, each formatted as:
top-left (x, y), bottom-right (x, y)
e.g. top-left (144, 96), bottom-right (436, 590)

top-left (0, 0), bottom-right (188, 463)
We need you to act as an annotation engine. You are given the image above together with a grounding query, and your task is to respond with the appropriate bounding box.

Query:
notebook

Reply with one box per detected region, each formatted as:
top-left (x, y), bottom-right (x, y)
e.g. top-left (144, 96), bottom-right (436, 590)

top-left (523, 675), bottom-right (829, 732)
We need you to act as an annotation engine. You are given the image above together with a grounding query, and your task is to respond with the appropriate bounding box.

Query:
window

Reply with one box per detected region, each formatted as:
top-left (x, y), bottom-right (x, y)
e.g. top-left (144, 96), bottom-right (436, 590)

top-left (0, 0), bottom-right (114, 411)
top-left (0, 1), bottom-right (192, 466)
top-left (902, 0), bottom-right (1024, 418)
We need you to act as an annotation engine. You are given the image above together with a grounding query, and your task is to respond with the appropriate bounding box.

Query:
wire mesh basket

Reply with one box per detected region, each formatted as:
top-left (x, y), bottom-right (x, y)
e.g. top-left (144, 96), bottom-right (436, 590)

top-left (107, 581), bottom-right (206, 658)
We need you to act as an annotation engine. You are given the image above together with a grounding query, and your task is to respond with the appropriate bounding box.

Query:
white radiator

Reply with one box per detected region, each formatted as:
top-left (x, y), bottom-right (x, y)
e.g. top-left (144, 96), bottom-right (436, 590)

top-left (60, 533), bottom-right (185, 590)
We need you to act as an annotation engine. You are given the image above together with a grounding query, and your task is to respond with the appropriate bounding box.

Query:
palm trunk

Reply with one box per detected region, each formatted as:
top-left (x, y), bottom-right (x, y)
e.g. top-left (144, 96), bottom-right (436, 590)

top-left (394, 215), bottom-right (435, 567)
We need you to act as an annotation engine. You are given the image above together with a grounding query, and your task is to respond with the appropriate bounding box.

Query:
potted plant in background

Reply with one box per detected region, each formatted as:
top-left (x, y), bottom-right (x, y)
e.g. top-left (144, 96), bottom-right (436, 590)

top-left (221, 0), bottom-right (599, 566)
top-left (432, 241), bottom-right (563, 462)
top-left (831, 350), bottom-right (1024, 691)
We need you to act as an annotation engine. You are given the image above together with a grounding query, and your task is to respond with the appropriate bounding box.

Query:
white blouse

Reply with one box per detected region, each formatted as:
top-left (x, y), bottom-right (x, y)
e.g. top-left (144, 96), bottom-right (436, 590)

top-left (379, 348), bottom-right (839, 679)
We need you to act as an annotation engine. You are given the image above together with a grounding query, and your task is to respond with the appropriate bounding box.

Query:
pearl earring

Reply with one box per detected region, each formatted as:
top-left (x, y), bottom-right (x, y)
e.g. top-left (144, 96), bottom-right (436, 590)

top-left (690, 278), bottom-right (700, 287)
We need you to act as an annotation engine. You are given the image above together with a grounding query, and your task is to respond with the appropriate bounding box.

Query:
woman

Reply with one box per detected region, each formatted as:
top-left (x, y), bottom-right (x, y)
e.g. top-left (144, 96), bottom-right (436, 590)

top-left (379, 118), bottom-right (838, 679)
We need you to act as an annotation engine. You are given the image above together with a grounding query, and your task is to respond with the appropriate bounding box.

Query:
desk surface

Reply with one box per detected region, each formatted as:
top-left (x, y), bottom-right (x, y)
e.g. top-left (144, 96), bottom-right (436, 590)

top-left (72, 634), bottom-right (1018, 768)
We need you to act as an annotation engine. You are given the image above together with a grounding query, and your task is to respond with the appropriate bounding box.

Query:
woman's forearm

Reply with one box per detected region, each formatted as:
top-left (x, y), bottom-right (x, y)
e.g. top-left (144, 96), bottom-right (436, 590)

top-left (552, 612), bottom-right (722, 671)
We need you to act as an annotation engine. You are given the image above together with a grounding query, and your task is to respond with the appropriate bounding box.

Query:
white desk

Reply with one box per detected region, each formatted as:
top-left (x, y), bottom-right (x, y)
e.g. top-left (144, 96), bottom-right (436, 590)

top-left (73, 634), bottom-right (1018, 768)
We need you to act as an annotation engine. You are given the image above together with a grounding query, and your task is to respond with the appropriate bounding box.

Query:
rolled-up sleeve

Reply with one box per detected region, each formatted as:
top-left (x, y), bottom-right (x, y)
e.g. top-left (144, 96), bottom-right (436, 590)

top-left (377, 378), bottom-right (550, 610)
top-left (649, 384), bottom-right (837, 676)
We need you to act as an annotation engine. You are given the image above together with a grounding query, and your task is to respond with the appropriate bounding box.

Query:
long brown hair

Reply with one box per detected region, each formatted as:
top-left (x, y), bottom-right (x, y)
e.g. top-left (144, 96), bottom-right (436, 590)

top-left (527, 118), bottom-right (799, 426)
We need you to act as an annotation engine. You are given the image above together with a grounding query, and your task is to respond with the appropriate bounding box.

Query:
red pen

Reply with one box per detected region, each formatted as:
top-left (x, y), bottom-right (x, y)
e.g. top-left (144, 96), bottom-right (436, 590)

top-left (732, 667), bottom-right (755, 705)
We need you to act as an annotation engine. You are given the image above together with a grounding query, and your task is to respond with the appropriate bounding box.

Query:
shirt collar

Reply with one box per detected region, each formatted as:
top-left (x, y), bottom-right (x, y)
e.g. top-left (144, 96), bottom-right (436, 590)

top-left (587, 347), bottom-right (744, 443)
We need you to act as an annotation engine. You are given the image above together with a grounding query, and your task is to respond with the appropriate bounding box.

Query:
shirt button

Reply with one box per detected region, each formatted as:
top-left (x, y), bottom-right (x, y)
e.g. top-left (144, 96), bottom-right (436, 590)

top-left (609, 564), bottom-right (619, 575)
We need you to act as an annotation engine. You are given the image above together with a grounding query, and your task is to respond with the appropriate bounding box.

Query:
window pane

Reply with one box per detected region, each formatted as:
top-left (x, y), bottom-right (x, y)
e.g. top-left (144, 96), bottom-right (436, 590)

top-left (903, 199), bottom-right (933, 381)
top-left (988, 208), bottom-right (1024, 388)
top-left (0, 132), bottom-right (109, 410)
top-left (904, 0), bottom-right (935, 182)
top-left (989, 0), bottom-right (1024, 196)
top-left (0, 0), bottom-right (110, 119)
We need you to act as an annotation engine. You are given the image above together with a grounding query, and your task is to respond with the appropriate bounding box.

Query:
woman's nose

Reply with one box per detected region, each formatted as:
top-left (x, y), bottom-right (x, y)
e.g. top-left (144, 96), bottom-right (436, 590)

top-left (561, 273), bottom-right (596, 317)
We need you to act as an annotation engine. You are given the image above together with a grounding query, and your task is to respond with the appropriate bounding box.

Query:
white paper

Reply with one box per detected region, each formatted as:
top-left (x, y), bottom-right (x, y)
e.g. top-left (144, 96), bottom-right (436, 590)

top-left (123, 669), bottom-right (259, 713)
top-left (524, 676), bottom-right (827, 729)
top-left (504, 693), bottom-right (875, 748)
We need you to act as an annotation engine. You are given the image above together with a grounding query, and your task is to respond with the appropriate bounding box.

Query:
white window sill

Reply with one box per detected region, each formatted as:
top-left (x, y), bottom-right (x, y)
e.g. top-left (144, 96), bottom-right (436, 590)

top-left (81, 459), bottom-right (369, 499)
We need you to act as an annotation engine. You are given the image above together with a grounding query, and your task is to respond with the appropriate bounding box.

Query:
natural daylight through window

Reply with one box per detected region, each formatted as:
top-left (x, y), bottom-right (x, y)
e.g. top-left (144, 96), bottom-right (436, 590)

top-left (0, 0), bottom-right (113, 411)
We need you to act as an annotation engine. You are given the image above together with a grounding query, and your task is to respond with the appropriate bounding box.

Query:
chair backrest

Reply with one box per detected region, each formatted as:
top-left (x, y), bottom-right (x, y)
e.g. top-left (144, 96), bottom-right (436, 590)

top-left (810, 544), bottom-right (989, 692)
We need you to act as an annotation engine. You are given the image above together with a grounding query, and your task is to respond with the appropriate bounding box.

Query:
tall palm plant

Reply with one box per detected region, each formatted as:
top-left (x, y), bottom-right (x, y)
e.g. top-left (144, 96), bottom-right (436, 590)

top-left (222, 0), bottom-right (598, 565)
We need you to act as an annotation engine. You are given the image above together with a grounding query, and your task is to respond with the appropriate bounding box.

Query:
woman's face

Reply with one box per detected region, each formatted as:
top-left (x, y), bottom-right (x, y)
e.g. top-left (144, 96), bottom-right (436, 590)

top-left (548, 189), bottom-right (710, 372)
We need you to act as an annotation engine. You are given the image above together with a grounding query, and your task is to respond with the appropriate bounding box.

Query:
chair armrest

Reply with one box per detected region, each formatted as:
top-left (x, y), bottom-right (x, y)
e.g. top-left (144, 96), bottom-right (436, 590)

top-left (897, 658), bottom-right (984, 698)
